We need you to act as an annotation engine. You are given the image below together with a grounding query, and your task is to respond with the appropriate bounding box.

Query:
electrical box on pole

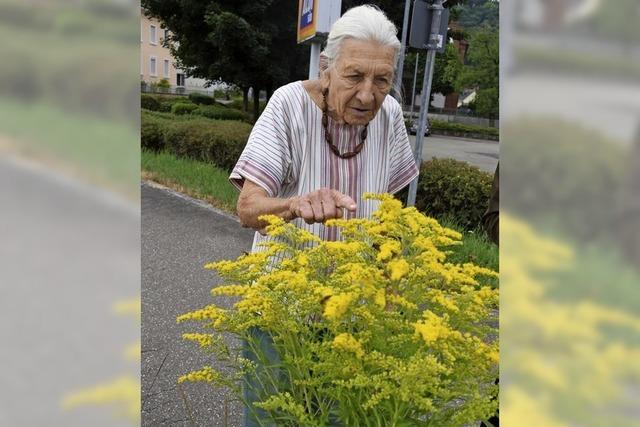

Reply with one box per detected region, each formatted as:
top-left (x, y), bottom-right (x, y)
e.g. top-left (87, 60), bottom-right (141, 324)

top-left (297, 0), bottom-right (342, 79)
top-left (409, 1), bottom-right (449, 53)
top-left (406, 0), bottom-right (449, 207)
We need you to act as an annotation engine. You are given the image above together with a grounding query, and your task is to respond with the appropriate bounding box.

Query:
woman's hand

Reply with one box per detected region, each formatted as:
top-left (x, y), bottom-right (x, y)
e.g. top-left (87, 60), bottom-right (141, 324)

top-left (237, 181), bottom-right (357, 231)
top-left (289, 188), bottom-right (357, 224)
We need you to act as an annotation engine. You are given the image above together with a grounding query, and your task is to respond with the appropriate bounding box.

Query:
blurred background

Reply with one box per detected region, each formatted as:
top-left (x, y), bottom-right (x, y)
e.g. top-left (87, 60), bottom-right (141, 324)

top-left (0, 0), bottom-right (140, 425)
top-left (501, 0), bottom-right (640, 425)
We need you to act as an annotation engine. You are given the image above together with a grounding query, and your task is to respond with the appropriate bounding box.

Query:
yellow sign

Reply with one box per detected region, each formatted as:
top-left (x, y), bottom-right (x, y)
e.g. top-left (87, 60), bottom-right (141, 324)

top-left (297, 0), bottom-right (317, 43)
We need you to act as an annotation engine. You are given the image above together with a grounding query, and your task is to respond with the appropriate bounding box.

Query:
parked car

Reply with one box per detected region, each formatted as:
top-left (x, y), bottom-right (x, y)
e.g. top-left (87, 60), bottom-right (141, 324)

top-left (409, 119), bottom-right (431, 136)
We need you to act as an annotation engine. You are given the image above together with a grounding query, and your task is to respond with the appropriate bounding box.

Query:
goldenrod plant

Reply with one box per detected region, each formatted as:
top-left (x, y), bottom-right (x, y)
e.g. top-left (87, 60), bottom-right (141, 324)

top-left (62, 299), bottom-right (141, 424)
top-left (178, 194), bottom-right (498, 426)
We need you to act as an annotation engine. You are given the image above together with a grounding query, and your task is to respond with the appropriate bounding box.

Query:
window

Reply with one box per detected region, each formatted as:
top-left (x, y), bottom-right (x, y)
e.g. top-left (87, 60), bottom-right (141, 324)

top-left (164, 29), bottom-right (170, 41)
top-left (150, 57), bottom-right (157, 76)
top-left (176, 73), bottom-right (185, 87)
top-left (150, 24), bottom-right (157, 45)
top-left (163, 59), bottom-right (170, 78)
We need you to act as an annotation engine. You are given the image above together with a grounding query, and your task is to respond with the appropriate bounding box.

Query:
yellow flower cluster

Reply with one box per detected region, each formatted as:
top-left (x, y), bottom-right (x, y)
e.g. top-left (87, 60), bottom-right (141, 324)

top-left (413, 310), bottom-right (456, 344)
top-left (178, 366), bottom-right (219, 384)
top-left (388, 258), bottom-right (410, 281)
top-left (176, 305), bottom-right (227, 328)
top-left (182, 333), bottom-right (214, 349)
top-left (323, 293), bottom-right (356, 321)
top-left (377, 240), bottom-right (401, 262)
top-left (332, 333), bottom-right (365, 359)
top-left (177, 193), bottom-right (499, 425)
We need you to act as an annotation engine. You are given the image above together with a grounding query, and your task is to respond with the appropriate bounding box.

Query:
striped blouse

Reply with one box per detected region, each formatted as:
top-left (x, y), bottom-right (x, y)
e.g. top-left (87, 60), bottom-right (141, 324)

top-left (229, 81), bottom-right (419, 252)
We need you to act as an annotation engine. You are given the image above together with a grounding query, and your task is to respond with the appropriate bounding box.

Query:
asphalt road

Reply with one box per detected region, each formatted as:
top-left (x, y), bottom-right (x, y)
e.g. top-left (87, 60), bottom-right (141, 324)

top-left (409, 134), bottom-right (499, 173)
top-left (142, 182), bottom-right (253, 426)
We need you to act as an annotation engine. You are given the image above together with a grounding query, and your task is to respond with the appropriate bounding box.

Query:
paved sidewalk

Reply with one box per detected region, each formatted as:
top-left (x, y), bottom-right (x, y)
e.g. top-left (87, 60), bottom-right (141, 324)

top-left (142, 182), bottom-right (253, 426)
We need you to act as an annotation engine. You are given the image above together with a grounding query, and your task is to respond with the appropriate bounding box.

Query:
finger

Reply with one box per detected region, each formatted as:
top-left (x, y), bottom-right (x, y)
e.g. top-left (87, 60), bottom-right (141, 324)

top-left (331, 191), bottom-right (357, 212)
top-left (310, 196), bottom-right (324, 223)
top-left (298, 200), bottom-right (315, 224)
top-left (320, 192), bottom-right (337, 219)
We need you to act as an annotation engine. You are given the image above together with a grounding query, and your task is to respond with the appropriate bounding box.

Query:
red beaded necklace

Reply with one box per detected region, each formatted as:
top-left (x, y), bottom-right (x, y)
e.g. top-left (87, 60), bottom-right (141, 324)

top-left (322, 88), bottom-right (368, 159)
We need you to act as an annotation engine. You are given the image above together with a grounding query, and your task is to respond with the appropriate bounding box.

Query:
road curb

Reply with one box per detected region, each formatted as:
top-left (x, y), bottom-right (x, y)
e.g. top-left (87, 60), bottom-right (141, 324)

top-left (141, 180), bottom-right (241, 224)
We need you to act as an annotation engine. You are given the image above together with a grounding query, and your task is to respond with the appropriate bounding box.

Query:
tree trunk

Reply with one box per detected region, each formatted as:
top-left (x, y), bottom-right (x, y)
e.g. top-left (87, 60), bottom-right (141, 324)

top-left (266, 84), bottom-right (273, 103)
top-left (252, 86), bottom-right (260, 122)
top-left (242, 87), bottom-right (249, 112)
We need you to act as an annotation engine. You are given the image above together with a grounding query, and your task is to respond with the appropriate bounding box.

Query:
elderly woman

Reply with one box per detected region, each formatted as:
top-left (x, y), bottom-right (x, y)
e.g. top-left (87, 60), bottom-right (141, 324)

top-left (230, 5), bottom-right (418, 246)
top-left (229, 5), bottom-right (418, 425)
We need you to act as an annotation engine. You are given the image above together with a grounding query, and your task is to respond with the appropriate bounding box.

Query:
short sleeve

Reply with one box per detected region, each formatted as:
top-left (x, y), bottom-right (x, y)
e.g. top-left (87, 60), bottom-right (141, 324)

top-left (229, 88), bottom-right (292, 197)
top-left (387, 102), bottom-right (419, 194)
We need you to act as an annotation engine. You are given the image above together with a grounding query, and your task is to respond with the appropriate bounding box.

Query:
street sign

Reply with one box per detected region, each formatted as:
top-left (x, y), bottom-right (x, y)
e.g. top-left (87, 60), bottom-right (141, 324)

top-left (297, 0), bottom-right (341, 44)
top-left (297, 0), bottom-right (317, 43)
top-left (297, 0), bottom-right (341, 79)
top-left (409, 0), bottom-right (449, 53)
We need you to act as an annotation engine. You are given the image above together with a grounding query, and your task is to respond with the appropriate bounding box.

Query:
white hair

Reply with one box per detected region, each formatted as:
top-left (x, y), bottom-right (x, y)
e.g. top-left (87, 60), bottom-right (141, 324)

top-left (320, 5), bottom-right (401, 71)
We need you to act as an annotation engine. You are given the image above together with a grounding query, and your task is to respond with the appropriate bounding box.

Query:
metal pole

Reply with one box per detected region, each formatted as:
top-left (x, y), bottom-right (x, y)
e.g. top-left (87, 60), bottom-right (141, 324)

top-left (309, 41), bottom-right (322, 79)
top-left (407, 0), bottom-right (443, 207)
top-left (410, 52), bottom-right (419, 118)
top-left (394, 0), bottom-right (412, 101)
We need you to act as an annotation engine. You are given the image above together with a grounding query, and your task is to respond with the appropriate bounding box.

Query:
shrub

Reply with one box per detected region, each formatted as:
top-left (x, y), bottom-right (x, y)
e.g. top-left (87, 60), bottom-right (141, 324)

top-left (141, 94), bottom-right (161, 111)
top-left (188, 92), bottom-right (216, 105)
top-left (157, 78), bottom-right (170, 89)
top-left (177, 194), bottom-right (499, 425)
top-left (163, 118), bottom-right (252, 171)
top-left (229, 98), bottom-right (267, 116)
top-left (430, 120), bottom-right (498, 137)
top-left (229, 98), bottom-right (244, 111)
top-left (171, 102), bottom-right (198, 115)
top-left (193, 105), bottom-right (250, 122)
top-left (156, 96), bottom-right (192, 112)
top-left (141, 114), bottom-right (166, 151)
top-left (400, 158), bottom-right (493, 230)
top-left (159, 101), bottom-right (174, 113)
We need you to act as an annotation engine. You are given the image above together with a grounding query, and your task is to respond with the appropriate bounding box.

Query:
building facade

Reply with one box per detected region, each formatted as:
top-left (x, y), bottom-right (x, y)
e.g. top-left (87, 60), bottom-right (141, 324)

top-left (140, 10), bottom-right (184, 88)
top-left (140, 9), bottom-right (217, 94)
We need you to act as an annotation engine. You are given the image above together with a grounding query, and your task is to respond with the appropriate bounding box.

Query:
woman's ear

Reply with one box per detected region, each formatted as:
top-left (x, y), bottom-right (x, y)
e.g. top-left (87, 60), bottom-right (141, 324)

top-left (320, 68), bottom-right (331, 91)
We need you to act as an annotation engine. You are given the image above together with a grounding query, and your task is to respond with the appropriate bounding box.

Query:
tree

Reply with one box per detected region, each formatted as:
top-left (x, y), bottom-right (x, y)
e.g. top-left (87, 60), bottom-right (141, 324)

top-left (402, 43), bottom-right (462, 108)
top-left (453, 0), bottom-right (499, 31)
top-left (455, 27), bottom-right (498, 118)
top-left (141, 0), bottom-right (309, 120)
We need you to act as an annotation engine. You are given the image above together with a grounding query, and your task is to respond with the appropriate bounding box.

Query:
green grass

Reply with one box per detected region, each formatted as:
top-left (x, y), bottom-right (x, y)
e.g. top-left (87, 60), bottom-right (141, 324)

top-left (438, 217), bottom-right (499, 288)
top-left (142, 149), bottom-right (239, 212)
top-left (0, 99), bottom-right (138, 198)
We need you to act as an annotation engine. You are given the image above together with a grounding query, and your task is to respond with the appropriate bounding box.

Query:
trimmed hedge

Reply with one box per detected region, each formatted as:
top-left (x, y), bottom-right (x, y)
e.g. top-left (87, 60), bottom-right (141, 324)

top-left (171, 102), bottom-right (199, 115)
top-left (163, 119), bottom-right (252, 171)
top-left (141, 114), bottom-right (167, 151)
top-left (431, 119), bottom-right (499, 137)
top-left (141, 111), bottom-right (252, 171)
top-left (398, 158), bottom-right (493, 230)
top-left (141, 94), bottom-right (161, 111)
top-left (188, 92), bottom-right (216, 105)
top-left (142, 109), bottom-right (203, 122)
top-left (193, 105), bottom-right (250, 122)
top-left (159, 97), bottom-right (193, 112)
top-left (141, 94), bottom-right (194, 112)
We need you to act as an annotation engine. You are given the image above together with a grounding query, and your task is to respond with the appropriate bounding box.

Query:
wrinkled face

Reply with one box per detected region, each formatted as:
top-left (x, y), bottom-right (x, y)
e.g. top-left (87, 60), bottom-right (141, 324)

top-left (321, 38), bottom-right (395, 126)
